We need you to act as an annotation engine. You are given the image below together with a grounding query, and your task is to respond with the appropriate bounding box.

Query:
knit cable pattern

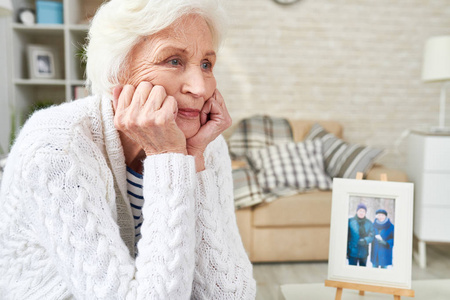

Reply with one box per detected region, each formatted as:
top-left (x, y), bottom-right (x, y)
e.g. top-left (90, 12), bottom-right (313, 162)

top-left (192, 136), bottom-right (256, 299)
top-left (0, 96), bottom-right (255, 299)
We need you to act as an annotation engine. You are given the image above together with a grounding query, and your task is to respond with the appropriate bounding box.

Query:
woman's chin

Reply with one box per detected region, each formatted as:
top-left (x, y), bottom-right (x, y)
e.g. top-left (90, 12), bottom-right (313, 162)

top-left (177, 119), bottom-right (201, 139)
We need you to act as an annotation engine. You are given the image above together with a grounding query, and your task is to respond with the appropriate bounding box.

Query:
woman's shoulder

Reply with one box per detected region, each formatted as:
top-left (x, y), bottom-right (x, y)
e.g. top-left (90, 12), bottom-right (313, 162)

top-left (13, 95), bottom-right (104, 156)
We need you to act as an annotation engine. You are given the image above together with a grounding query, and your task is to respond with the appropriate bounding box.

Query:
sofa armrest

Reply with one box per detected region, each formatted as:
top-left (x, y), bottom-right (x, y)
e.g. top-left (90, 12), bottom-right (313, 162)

top-left (366, 164), bottom-right (408, 182)
top-left (231, 160), bottom-right (248, 169)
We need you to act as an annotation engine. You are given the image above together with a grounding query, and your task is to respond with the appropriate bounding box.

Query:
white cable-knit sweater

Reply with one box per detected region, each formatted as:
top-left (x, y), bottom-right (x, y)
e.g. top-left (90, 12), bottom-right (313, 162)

top-left (0, 95), bottom-right (256, 300)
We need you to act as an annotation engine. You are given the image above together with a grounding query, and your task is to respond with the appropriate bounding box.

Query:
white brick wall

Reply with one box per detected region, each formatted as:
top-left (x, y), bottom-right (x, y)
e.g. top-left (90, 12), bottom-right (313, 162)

top-left (215, 0), bottom-right (450, 171)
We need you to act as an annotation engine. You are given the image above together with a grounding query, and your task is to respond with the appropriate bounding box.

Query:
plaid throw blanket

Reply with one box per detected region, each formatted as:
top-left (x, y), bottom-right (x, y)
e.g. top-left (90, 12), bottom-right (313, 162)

top-left (228, 115), bottom-right (294, 160)
top-left (229, 115), bottom-right (294, 209)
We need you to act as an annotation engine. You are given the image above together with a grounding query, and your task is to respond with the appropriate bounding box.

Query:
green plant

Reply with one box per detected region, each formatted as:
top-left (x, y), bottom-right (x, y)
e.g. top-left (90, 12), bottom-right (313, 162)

top-left (0, 105), bottom-right (17, 155)
top-left (28, 100), bottom-right (54, 116)
top-left (76, 44), bottom-right (87, 68)
top-left (9, 108), bottom-right (16, 151)
top-left (1, 100), bottom-right (55, 155)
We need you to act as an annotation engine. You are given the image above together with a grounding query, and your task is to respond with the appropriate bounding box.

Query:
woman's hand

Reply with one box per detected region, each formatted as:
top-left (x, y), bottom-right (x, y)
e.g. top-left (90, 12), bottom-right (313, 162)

top-left (112, 82), bottom-right (187, 156)
top-left (186, 89), bottom-right (232, 170)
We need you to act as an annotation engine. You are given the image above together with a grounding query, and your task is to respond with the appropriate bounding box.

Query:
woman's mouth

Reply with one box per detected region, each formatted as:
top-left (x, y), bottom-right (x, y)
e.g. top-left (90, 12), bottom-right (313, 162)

top-left (178, 108), bottom-right (200, 119)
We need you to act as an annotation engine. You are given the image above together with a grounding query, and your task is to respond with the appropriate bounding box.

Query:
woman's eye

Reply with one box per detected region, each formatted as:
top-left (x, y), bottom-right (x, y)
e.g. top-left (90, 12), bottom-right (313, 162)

top-left (168, 59), bottom-right (180, 66)
top-left (201, 61), bottom-right (212, 70)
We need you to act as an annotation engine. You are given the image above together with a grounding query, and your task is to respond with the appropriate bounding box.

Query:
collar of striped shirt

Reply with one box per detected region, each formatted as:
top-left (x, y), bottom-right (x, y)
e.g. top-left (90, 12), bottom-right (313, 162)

top-left (126, 166), bottom-right (144, 256)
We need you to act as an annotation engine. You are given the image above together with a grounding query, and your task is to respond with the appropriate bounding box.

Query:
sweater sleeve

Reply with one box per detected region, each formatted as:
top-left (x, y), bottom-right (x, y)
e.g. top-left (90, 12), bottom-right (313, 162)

top-left (23, 146), bottom-right (197, 299)
top-left (192, 136), bottom-right (256, 299)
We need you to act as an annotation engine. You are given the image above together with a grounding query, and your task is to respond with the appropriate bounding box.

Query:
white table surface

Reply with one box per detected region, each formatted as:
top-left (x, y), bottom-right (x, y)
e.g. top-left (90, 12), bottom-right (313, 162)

top-left (280, 279), bottom-right (450, 300)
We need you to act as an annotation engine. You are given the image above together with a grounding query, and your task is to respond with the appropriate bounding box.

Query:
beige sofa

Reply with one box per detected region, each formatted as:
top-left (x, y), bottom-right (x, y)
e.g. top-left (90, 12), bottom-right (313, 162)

top-left (231, 120), bottom-right (408, 263)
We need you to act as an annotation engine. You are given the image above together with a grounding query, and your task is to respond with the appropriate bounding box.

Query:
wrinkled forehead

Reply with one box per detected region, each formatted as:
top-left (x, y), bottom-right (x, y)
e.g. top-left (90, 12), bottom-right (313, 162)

top-left (152, 14), bottom-right (211, 45)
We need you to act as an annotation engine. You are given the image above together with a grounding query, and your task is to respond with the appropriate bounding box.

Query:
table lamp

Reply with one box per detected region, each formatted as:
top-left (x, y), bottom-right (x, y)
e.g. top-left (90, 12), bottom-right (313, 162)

top-left (0, 0), bottom-right (12, 16)
top-left (422, 35), bottom-right (450, 133)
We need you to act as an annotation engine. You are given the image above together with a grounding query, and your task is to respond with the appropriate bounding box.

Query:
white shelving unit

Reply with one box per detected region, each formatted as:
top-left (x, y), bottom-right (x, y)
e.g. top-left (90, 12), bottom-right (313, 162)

top-left (10, 0), bottom-right (103, 125)
top-left (406, 130), bottom-right (450, 268)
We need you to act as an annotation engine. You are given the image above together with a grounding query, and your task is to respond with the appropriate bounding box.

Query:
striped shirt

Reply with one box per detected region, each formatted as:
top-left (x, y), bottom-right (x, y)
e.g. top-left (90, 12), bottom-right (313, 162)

top-left (126, 166), bottom-right (144, 256)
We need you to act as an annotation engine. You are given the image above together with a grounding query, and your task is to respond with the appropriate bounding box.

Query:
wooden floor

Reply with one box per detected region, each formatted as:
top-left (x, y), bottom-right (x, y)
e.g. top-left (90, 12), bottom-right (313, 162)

top-left (253, 243), bottom-right (450, 300)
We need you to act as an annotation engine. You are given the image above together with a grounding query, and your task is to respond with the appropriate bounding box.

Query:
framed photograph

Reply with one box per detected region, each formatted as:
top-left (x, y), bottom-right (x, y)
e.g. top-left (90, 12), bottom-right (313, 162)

top-left (28, 44), bottom-right (62, 79)
top-left (328, 178), bottom-right (414, 289)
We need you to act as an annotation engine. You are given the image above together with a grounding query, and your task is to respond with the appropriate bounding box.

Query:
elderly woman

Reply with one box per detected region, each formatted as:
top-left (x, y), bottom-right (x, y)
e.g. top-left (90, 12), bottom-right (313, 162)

top-left (0, 0), bottom-right (256, 299)
top-left (371, 209), bottom-right (394, 268)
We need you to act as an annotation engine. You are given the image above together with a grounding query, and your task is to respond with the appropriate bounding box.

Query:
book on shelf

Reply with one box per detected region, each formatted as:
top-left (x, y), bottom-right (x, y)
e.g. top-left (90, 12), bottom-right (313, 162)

top-left (73, 85), bottom-right (90, 99)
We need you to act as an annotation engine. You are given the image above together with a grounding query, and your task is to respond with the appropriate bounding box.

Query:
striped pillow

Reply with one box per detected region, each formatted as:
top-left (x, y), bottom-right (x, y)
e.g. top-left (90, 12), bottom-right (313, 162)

top-left (228, 115), bottom-right (294, 160)
top-left (305, 123), bottom-right (383, 179)
top-left (246, 140), bottom-right (332, 194)
top-left (232, 167), bottom-right (266, 209)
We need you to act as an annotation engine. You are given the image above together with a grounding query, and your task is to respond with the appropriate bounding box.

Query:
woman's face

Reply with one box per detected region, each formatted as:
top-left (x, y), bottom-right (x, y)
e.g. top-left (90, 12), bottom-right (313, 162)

top-left (376, 213), bottom-right (386, 222)
top-left (124, 14), bottom-right (217, 139)
top-left (357, 208), bottom-right (366, 219)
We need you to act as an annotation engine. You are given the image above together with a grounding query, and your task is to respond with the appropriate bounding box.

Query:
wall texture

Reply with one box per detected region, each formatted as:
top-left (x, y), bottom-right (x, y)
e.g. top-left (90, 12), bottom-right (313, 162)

top-left (214, 0), bottom-right (450, 171)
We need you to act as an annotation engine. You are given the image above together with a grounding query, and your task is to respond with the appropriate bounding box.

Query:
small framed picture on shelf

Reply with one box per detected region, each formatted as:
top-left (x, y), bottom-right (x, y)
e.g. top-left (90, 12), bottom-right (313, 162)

top-left (27, 44), bottom-right (62, 80)
top-left (327, 178), bottom-right (414, 289)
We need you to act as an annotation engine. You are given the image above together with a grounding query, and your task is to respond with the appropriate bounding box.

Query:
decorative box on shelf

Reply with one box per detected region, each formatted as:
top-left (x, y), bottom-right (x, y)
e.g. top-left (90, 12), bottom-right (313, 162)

top-left (36, 0), bottom-right (63, 24)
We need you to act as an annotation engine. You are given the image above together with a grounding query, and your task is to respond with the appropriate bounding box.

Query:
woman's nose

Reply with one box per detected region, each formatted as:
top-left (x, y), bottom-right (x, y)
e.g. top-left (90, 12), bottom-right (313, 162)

top-left (181, 65), bottom-right (207, 98)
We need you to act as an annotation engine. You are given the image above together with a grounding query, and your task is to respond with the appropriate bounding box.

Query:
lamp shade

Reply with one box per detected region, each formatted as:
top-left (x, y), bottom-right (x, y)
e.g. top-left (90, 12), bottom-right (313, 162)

top-left (422, 36), bottom-right (450, 82)
top-left (0, 0), bottom-right (12, 16)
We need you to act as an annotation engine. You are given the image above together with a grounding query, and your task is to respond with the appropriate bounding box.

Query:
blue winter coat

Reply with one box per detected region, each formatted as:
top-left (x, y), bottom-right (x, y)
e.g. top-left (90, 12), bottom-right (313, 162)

top-left (347, 216), bottom-right (374, 259)
top-left (371, 218), bottom-right (394, 267)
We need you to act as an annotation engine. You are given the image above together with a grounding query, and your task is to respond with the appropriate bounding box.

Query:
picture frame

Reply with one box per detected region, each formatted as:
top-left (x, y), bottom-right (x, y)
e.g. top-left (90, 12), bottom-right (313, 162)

top-left (27, 44), bottom-right (62, 80)
top-left (328, 178), bottom-right (414, 289)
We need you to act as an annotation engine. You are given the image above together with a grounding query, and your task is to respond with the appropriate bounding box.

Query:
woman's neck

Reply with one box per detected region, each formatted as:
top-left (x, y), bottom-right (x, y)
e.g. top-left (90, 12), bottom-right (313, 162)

top-left (119, 131), bottom-right (146, 174)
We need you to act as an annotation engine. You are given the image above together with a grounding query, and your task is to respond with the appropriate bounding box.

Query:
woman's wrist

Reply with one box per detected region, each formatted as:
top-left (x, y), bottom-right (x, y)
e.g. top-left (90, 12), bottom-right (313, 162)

top-left (144, 147), bottom-right (188, 156)
top-left (187, 147), bottom-right (205, 172)
top-left (193, 154), bottom-right (205, 172)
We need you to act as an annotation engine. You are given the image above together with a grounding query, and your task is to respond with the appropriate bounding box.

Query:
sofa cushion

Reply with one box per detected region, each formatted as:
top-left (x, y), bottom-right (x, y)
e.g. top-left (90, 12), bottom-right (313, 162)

top-left (253, 190), bottom-right (332, 227)
top-left (247, 140), bottom-right (332, 195)
top-left (228, 115), bottom-right (294, 160)
top-left (305, 123), bottom-right (383, 179)
top-left (251, 226), bottom-right (330, 262)
top-left (232, 167), bottom-right (266, 209)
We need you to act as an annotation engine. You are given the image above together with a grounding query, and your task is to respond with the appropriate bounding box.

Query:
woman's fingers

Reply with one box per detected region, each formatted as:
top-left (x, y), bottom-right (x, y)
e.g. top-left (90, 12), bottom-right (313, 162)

top-left (205, 93), bottom-right (231, 128)
top-left (213, 89), bottom-right (225, 106)
top-left (200, 99), bottom-right (212, 125)
top-left (145, 85), bottom-right (167, 111)
top-left (159, 96), bottom-right (178, 121)
top-left (118, 85), bottom-right (135, 110)
top-left (192, 89), bottom-right (231, 144)
top-left (113, 82), bottom-right (186, 156)
top-left (115, 83), bottom-right (174, 123)
top-left (112, 86), bottom-right (123, 112)
top-left (133, 81), bottom-right (153, 107)
top-left (116, 81), bottom-right (159, 112)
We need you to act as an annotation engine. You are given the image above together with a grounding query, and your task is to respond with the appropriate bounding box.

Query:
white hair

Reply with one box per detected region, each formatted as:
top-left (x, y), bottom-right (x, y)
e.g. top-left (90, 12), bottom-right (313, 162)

top-left (85, 0), bottom-right (227, 96)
